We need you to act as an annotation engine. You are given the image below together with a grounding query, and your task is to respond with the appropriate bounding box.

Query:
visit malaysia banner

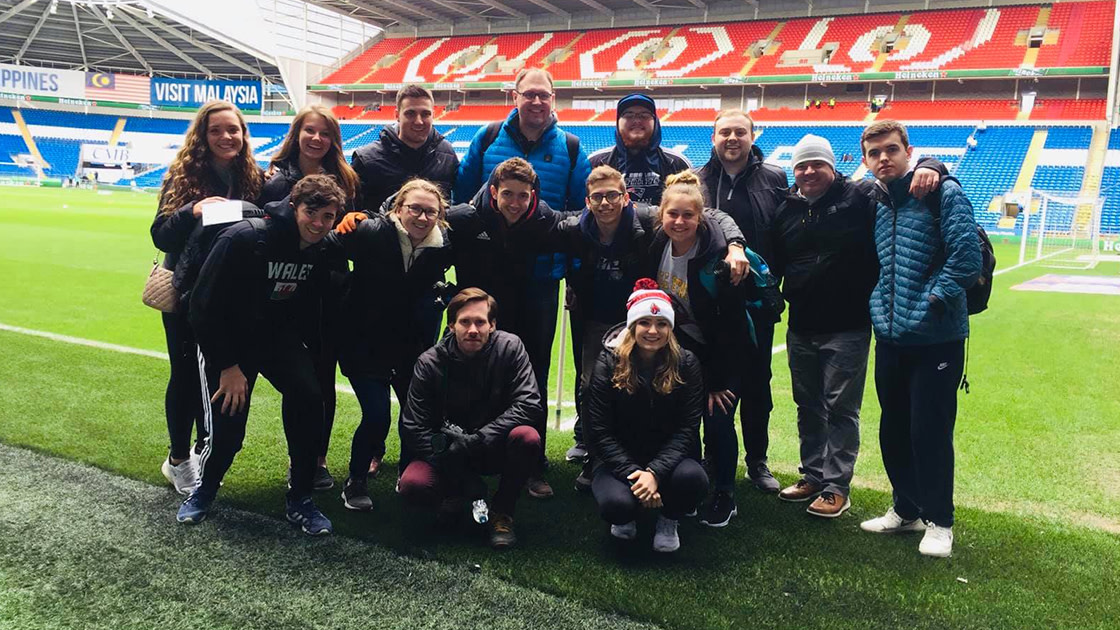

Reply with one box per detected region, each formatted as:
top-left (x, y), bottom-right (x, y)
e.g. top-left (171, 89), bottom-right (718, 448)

top-left (150, 77), bottom-right (262, 110)
top-left (0, 63), bottom-right (86, 99)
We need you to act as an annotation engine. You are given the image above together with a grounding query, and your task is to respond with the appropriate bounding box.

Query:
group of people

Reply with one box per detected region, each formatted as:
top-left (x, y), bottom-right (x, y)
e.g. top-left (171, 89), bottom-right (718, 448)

top-left (150, 67), bottom-right (981, 557)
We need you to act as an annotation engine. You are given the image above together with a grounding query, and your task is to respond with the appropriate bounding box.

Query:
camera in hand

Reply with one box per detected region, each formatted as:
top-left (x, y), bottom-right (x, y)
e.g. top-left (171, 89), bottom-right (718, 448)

top-left (432, 280), bottom-right (459, 309)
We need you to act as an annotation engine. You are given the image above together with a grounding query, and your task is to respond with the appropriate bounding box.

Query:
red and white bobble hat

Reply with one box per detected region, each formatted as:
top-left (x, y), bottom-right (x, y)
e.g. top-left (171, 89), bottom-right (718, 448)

top-left (626, 278), bottom-right (675, 329)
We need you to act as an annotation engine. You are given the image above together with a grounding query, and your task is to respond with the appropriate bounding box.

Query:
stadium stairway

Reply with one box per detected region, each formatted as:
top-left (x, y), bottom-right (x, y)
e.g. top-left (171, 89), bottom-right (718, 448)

top-left (1019, 6), bottom-right (1052, 69)
top-left (9, 110), bottom-right (44, 173)
top-left (1008, 129), bottom-right (1049, 204)
top-left (108, 118), bottom-right (126, 147)
top-left (1075, 123), bottom-right (1110, 229)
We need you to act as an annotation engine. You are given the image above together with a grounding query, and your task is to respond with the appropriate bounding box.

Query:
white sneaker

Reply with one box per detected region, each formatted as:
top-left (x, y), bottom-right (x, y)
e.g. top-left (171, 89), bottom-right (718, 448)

top-left (860, 507), bottom-right (927, 534)
top-left (610, 520), bottom-right (637, 541)
top-left (161, 456), bottom-right (198, 496)
top-left (652, 516), bottom-right (680, 553)
top-left (919, 523), bottom-right (954, 558)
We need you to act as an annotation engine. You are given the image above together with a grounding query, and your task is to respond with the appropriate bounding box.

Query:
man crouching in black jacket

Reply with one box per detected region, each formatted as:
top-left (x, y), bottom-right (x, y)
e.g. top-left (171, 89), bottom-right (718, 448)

top-left (176, 174), bottom-right (341, 537)
top-left (399, 288), bottom-right (544, 549)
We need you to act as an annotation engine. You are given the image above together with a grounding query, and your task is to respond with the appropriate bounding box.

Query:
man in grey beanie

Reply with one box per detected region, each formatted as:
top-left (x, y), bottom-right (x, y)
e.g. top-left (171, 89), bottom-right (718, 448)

top-left (768, 133), bottom-right (946, 518)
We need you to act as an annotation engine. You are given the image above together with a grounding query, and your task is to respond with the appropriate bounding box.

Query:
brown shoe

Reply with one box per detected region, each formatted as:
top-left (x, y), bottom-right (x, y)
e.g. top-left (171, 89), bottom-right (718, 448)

top-left (527, 476), bottom-right (554, 499)
top-left (367, 456), bottom-right (382, 479)
top-left (489, 513), bottom-right (517, 549)
top-left (807, 491), bottom-right (851, 518)
top-left (779, 479), bottom-right (823, 502)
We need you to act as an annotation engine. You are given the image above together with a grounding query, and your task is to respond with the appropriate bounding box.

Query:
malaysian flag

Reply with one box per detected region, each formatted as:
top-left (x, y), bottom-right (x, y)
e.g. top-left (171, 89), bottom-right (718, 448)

top-left (85, 72), bottom-right (150, 105)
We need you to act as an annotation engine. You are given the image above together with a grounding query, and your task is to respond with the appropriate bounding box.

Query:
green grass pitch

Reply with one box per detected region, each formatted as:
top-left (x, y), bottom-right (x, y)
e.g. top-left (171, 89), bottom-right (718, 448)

top-left (1, 185), bottom-right (1118, 630)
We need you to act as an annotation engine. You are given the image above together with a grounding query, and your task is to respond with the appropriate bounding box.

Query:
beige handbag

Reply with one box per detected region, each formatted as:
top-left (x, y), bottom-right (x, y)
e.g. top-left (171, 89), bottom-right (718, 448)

top-left (142, 252), bottom-right (179, 313)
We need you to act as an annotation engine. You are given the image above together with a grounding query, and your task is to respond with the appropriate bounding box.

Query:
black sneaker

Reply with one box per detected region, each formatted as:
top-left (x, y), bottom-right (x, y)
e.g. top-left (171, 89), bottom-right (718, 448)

top-left (341, 477), bottom-right (373, 511)
top-left (699, 492), bottom-right (737, 528)
top-left (313, 466), bottom-right (335, 491)
top-left (574, 463), bottom-right (592, 493)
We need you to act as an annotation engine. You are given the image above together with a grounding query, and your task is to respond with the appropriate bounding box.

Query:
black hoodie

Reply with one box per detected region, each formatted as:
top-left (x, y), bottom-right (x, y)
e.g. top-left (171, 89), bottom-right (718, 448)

top-left (588, 96), bottom-right (692, 205)
top-left (189, 200), bottom-right (328, 371)
top-left (351, 124), bottom-right (459, 213)
top-left (693, 145), bottom-right (789, 267)
top-left (445, 169), bottom-right (557, 319)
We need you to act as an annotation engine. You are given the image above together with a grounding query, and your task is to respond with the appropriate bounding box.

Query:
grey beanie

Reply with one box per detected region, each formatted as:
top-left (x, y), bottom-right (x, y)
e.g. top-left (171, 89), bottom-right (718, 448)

top-left (791, 134), bottom-right (836, 170)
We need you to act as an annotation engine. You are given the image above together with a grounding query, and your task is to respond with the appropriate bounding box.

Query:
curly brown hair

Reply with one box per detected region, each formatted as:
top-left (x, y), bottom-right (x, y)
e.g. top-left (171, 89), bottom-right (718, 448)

top-left (159, 100), bottom-right (262, 215)
top-left (268, 104), bottom-right (358, 202)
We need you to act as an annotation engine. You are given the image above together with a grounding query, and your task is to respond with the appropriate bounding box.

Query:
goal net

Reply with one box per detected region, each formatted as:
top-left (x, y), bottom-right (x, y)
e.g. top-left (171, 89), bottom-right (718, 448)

top-left (1018, 191), bottom-right (1104, 269)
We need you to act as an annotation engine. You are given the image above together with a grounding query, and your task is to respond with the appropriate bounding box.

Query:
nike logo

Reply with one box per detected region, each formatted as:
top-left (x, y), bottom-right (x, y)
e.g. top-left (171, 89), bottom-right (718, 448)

top-left (477, 231), bottom-right (491, 241)
top-left (937, 362), bottom-right (949, 371)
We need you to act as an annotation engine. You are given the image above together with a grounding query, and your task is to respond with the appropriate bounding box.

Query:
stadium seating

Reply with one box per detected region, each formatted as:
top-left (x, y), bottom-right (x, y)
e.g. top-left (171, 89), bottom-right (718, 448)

top-left (319, 2), bottom-right (1113, 86)
top-left (752, 102), bottom-right (870, 122)
top-left (1029, 99), bottom-right (1107, 121)
top-left (879, 100), bottom-right (1019, 121)
top-left (3, 105), bottom-right (1113, 233)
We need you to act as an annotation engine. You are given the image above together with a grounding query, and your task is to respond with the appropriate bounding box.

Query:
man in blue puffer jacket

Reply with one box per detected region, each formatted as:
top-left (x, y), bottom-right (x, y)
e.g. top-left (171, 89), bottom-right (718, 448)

top-left (453, 69), bottom-right (592, 499)
top-left (858, 120), bottom-right (981, 559)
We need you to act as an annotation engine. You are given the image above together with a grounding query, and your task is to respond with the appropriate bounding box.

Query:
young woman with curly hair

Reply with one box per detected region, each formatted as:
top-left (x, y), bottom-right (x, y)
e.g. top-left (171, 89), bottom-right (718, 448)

top-left (149, 100), bottom-right (262, 495)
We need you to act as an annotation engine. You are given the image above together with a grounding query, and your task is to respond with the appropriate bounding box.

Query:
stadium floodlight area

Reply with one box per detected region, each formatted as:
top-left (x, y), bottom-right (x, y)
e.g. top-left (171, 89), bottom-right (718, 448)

top-left (1015, 190), bottom-right (1106, 269)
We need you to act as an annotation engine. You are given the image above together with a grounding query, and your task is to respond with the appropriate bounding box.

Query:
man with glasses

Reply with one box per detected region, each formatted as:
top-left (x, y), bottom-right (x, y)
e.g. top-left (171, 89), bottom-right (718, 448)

top-left (352, 84), bottom-right (459, 212)
top-left (452, 68), bottom-right (592, 499)
top-left (588, 93), bottom-right (691, 206)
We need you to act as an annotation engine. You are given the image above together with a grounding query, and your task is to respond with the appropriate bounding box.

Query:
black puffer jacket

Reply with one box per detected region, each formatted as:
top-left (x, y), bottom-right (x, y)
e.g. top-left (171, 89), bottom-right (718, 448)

top-left (693, 145), bottom-right (788, 268)
top-left (324, 212), bottom-right (453, 378)
top-left (402, 330), bottom-right (543, 462)
top-left (643, 215), bottom-right (757, 392)
top-left (584, 323), bottom-right (704, 482)
top-left (351, 125), bottom-right (459, 213)
top-left (770, 177), bottom-right (877, 335)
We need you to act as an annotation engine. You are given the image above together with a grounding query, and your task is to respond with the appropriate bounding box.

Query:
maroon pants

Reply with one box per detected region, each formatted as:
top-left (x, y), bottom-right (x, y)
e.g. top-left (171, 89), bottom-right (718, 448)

top-left (399, 425), bottom-right (541, 515)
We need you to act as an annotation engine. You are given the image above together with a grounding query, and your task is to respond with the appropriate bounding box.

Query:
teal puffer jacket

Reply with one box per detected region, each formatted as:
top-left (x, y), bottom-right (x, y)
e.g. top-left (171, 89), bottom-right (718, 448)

top-left (870, 173), bottom-right (981, 345)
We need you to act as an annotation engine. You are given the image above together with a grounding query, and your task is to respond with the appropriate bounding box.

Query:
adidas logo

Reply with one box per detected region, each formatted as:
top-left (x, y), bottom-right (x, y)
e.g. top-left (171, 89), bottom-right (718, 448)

top-left (477, 231), bottom-right (491, 241)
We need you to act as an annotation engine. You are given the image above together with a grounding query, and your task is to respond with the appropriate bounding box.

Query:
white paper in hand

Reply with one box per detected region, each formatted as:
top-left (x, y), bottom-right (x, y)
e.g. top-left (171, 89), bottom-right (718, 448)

top-left (201, 200), bottom-right (244, 227)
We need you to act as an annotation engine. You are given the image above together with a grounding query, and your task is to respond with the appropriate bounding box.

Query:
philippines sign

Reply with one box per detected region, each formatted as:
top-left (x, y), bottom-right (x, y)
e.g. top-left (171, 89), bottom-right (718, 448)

top-left (0, 63), bottom-right (85, 99)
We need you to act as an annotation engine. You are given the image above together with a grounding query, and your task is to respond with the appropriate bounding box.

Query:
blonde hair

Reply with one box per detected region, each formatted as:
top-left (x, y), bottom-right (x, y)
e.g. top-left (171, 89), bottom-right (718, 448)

top-left (586, 164), bottom-right (625, 194)
top-left (269, 104), bottom-right (359, 202)
top-left (714, 108), bottom-right (754, 133)
top-left (611, 322), bottom-right (685, 396)
top-left (659, 171), bottom-right (707, 231)
top-left (390, 178), bottom-right (450, 229)
top-left (160, 100), bottom-right (262, 214)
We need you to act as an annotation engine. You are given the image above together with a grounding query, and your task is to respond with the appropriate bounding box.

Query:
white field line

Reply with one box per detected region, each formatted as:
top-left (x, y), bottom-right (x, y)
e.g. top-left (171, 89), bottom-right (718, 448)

top-left (0, 322), bottom-right (575, 410)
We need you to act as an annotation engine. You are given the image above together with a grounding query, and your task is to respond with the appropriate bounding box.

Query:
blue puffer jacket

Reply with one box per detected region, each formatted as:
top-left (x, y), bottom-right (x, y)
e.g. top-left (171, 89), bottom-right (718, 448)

top-left (870, 172), bottom-right (981, 345)
top-left (453, 108), bottom-right (591, 212)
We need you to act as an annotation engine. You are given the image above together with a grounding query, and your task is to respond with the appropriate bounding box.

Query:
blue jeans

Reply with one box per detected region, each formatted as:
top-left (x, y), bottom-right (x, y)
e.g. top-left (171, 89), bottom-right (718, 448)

top-left (347, 372), bottom-right (411, 481)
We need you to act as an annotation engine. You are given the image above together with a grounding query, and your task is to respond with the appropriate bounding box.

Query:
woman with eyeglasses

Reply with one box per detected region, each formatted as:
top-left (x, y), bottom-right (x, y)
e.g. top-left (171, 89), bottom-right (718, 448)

top-left (324, 179), bottom-right (454, 511)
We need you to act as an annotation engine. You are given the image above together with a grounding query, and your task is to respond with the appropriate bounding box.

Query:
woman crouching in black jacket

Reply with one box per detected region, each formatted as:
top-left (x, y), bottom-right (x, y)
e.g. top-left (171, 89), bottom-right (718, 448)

top-left (585, 279), bottom-right (708, 553)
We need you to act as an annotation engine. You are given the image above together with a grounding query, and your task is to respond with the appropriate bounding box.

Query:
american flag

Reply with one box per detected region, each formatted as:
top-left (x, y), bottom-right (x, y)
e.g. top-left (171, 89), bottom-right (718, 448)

top-left (85, 72), bottom-right (150, 105)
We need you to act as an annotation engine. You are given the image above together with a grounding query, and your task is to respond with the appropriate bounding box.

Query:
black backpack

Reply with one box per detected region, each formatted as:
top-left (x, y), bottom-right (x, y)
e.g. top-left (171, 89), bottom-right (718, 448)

top-left (925, 176), bottom-right (995, 315)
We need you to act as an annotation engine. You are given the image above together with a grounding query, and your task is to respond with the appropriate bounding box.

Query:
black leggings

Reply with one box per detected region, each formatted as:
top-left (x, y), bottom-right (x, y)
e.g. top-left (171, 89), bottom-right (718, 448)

top-left (161, 311), bottom-right (207, 460)
top-left (592, 459), bottom-right (709, 522)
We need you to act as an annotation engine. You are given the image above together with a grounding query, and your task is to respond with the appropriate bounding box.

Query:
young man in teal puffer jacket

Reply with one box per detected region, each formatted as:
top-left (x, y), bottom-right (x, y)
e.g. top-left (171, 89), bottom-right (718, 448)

top-left (858, 120), bottom-right (981, 559)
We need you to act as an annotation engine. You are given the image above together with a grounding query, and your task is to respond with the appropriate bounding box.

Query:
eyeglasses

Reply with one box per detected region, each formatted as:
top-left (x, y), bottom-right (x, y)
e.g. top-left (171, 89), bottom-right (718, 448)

top-left (518, 90), bottom-right (553, 103)
top-left (621, 112), bottom-right (654, 122)
top-left (404, 204), bottom-right (440, 219)
top-left (589, 191), bottom-right (624, 204)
